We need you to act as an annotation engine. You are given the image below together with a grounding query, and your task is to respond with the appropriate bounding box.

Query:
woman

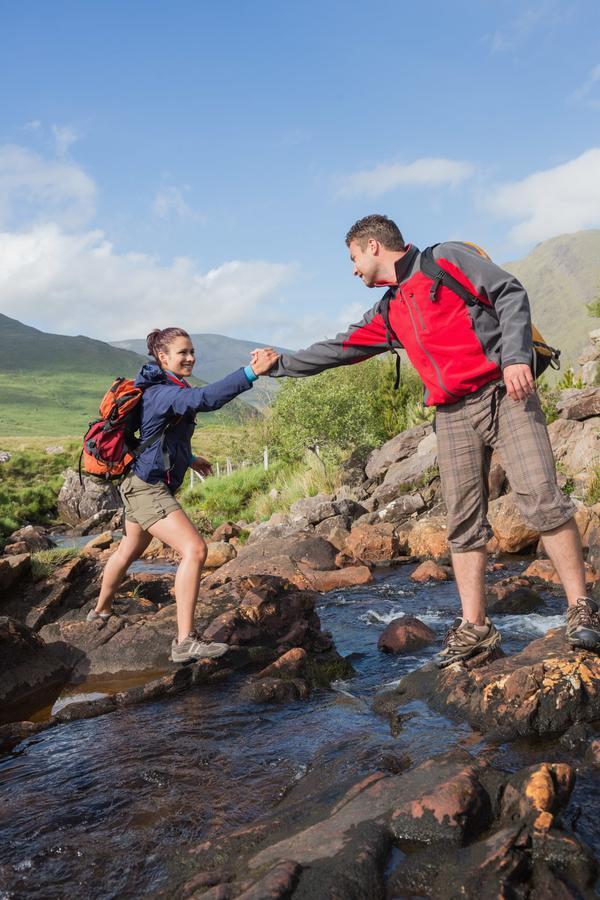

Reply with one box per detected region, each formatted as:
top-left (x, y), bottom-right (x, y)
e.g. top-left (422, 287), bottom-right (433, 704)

top-left (87, 326), bottom-right (279, 663)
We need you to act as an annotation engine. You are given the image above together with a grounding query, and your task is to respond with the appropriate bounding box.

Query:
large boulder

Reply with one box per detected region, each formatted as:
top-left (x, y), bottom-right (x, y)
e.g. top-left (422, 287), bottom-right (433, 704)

top-left (378, 615), bottom-right (436, 653)
top-left (204, 541), bottom-right (237, 568)
top-left (407, 515), bottom-right (448, 559)
top-left (548, 416), bottom-right (600, 491)
top-left (0, 617), bottom-right (71, 721)
top-left (378, 627), bottom-right (600, 739)
top-left (488, 492), bottom-right (540, 553)
top-left (58, 468), bottom-right (122, 526)
top-left (204, 534), bottom-right (371, 592)
top-left (365, 423), bottom-right (432, 480)
top-left (345, 522), bottom-right (401, 563)
top-left (371, 432), bottom-right (438, 505)
top-left (5, 525), bottom-right (53, 552)
top-left (0, 554), bottom-right (32, 593)
top-left (289, 493), bottom-right (337, 525)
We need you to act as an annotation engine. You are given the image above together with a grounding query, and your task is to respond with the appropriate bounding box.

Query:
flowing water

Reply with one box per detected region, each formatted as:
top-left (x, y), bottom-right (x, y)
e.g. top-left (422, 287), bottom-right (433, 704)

top-left (1, 561), bottom-right (599, 898)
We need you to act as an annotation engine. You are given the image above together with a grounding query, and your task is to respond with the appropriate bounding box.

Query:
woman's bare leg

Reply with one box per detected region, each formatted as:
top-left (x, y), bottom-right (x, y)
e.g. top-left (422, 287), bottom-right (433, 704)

top-left (95, 520), bottom-right (152, 614)
top-left (147, 510), bottom-right (207, 642)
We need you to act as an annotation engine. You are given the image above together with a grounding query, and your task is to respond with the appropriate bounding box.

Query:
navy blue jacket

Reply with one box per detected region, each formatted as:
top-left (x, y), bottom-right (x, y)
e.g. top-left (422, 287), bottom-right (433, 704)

top-left (131, 363), bottom-right (253, 492)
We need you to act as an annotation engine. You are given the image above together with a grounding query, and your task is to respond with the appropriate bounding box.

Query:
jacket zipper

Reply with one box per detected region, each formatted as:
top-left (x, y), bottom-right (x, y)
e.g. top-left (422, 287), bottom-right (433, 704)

top-left (400, 288), bottom-right (460, 401)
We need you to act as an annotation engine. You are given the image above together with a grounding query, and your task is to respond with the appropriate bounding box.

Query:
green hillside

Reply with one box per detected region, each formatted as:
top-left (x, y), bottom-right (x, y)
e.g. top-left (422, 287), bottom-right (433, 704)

top-left (0, 314), bottom-right (257, 436)
top-left (503, 229), bottom-right (600, 367)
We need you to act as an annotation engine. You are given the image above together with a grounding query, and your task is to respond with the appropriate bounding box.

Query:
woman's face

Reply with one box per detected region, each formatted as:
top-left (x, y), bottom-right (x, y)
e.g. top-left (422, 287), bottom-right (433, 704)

top-left (158, 336), bottom-right (195, 378)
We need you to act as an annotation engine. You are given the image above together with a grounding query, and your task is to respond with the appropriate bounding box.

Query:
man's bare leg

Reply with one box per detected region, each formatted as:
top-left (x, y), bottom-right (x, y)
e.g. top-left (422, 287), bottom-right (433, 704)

top-left (450, 547), bottom-right (487, 625)
top-left (539, 518), bottom-right (587, 605)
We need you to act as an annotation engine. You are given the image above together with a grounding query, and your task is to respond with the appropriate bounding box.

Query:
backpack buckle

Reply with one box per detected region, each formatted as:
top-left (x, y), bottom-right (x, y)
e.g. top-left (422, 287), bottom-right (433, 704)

top-left (430, 271), bottom-right (444, 302)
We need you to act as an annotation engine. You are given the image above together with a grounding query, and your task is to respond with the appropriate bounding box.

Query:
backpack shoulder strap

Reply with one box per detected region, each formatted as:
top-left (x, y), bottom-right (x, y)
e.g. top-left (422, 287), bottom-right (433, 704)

top-left (379, 289), bottom-right (402, 389)
top-left (420, 245), bottom-right (497, 319)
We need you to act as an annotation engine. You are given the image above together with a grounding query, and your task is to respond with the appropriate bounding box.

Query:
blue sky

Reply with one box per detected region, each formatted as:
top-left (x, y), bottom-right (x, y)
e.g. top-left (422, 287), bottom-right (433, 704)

top-left (0, 0), bottom-right (599, 348)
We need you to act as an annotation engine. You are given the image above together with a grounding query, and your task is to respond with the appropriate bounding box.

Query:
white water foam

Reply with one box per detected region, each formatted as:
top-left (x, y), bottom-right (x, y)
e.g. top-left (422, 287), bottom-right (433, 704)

top-left (497, 614), bottom-right (563, 638)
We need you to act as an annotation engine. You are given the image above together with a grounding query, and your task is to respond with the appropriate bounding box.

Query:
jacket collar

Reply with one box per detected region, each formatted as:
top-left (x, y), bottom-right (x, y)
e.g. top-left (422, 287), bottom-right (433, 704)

top-left (393, 244), bottom-right (420, 284)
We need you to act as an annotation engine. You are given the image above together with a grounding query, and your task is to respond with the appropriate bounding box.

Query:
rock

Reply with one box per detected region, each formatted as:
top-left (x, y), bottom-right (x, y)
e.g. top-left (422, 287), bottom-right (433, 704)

top-left (23, 556), bottom-right (98, 631)
top-left (378, 616), bottom-right (436, 654)
top-left (365, 423), bottom-right (432, 479)
top-left (0, 616), bottom-right (71, 722)
top-left (313, 519), bottom-right (350, 550)
top-left (586, 738), bottom-right (600, 766)
top-left (45, 445), bottom-right (65, 454)
top-left (488, 492), bottom-right (540, 553)
top-left (486, 577), bottom-right (545, 613)
top-left (289, 493), bottom-right (337, 525)
top-left (245, 516), bottom-right (312, 545)
top-left (407, 516), bottom-right (448, 558)
top-left (58, 468), bottom-right (121, 526)
top-left (371, 433), bottom-right (438, 505)
top-left (0, 554), bottom-right (32, 592)
top-left (548, 416), bottom-right (600, 490)
top-left (71, 508), bottom-right (119, 536)
top-left (345, 523), bottom-right (401, 563)
top-left (204, 541), bottom-right (237, 568)
top-left (410, 560), bottom-right (450, 583)
top-left (488, 451), bottom-right (507, 501)
top-left (557, 386), bottom-right (600, 421)
top-left (3, 541), bottom-right (29, 555)
top-left (82, 530), bottom-right (114, 552)
top-left (523, 558), bottom-right (598, 588)
top-left (380, 627), bottom-right (600, 739)
top-left (211, 522), bottom-right (243, 542)
top-left (373, 492), bottom-right (426, 522)
top-left (240, 677), bottom-right (309, 704)
top-left (337, 449), bottom-right (369, 488)
top-left (6, 525), bottom-right (53, 552)
top-left (254, 647), bottom-right (308, 680)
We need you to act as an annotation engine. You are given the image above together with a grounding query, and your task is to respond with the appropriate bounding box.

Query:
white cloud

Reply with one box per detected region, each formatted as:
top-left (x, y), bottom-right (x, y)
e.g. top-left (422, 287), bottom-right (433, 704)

top-left (152, 185), bottom-right (202, 221)
top-left (52, 125), bottom-right (80, 157)
top-left (572, 64), bottom-right (600, 110)
top-left (485, 148), bottom-right (600, 245)
top-left (338, 157), bottom-right (475, 197)
top-left (0, 223), bottom-right (296, 340)
top-left (0, 144), bottom-right (95, 230)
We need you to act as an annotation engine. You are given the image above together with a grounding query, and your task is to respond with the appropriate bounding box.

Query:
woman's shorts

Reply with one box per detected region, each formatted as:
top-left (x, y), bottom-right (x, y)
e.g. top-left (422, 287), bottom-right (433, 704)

top-left (120, 474), bottom-right (182, 531)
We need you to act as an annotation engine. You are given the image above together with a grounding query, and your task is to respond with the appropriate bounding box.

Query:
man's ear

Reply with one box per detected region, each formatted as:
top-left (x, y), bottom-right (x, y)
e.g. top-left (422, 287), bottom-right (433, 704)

top-left (368, 238), bottom-right (380, 256)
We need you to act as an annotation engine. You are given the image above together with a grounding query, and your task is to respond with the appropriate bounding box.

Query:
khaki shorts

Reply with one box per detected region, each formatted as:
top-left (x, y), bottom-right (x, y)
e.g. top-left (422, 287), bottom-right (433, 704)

top-left (435, 379), bottom-right (576, 552)
top-left (120, 474), bottom-right (182, 531)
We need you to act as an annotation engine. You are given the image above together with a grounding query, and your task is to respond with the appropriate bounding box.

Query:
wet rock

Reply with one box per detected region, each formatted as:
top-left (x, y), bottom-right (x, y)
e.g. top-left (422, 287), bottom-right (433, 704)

top-left (345, 523), bottom-right (401, 563)
top-left (240, 677), bottom-right (309, 704)
top-left (0, 616), bottom-right (71, 722)
top-left (557, 386), bottom-right (600, 421)
top-left (254, 647), bottom-right (308, 680)
top-left (407, 515), bottom-right (448, 558)
top-left (379, 627), bottom-right (600, 739)
top-left (204, 541), bottom-right (237, 568)
top-left (378, 616), bottom-right (436, 654)
top-left (499, 762), bottom-right (574, 830)
top-left (486, 577), bottom-right (545, 614)
top-left (5, 525), bottom-right (53, 552)
top-left (585, 738), bottom-right (600, 766)
top-left (365, 423), bottom-right (432, 480)
top-left (523, 558), bottom-right (598, 588)
top-left (488, 492), bottom-right (540, 553)
top-left (0, 553), bottom-right (32, 593)
top-left (410, 560), bottom-right (450, 582)
top-left (58, 468), bottom-right (121, 526)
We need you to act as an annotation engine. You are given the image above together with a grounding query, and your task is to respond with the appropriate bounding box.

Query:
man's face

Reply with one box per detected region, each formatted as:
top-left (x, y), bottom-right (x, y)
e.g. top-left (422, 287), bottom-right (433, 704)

top-left (348, 239), bottom-right (379, 287)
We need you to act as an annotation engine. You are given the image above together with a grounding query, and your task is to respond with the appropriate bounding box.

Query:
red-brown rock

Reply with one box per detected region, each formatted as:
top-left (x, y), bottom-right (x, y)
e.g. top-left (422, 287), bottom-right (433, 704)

top-left (345, 523), bottom-right (401, 563)
top-left (378, 616), bottom-right (436, 654)
top-left (410, 560), bottom-right (450, 583)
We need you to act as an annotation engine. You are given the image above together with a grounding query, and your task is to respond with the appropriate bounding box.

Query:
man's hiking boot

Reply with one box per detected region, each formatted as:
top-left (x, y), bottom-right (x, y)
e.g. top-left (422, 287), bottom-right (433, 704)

top-left (566, 598), bottom-right (600, 650)
top-left (171, 631), bottom-right (229, 663)
top-left (435, 617), bottom-right (501, 669)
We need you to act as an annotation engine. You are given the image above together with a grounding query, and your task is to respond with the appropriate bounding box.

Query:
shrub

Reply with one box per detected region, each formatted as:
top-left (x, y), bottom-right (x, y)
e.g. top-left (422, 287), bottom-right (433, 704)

top-left (31, 547), bottom-right (79, 581)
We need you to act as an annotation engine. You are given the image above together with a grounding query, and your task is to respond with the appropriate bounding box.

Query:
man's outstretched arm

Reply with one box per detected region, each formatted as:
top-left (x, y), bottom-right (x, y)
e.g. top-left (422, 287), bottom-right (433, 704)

top-left (269, 295), bottom-right (401, 378)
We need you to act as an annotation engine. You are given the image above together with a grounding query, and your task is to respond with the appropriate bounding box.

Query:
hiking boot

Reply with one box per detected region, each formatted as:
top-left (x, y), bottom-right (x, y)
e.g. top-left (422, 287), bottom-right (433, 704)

top-left (566, 598), bottom-right (600, 650)
top-left (435, 617), bottom-right (501, 669)
top-left (171, 631), bottom-right (229, 663)
top-left (86, 609), bottom-right (112, 623)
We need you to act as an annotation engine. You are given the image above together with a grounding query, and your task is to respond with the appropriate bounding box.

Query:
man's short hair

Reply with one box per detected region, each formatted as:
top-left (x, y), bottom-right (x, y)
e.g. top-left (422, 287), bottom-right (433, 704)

top-left (345, 214), bottom-right (405, 251)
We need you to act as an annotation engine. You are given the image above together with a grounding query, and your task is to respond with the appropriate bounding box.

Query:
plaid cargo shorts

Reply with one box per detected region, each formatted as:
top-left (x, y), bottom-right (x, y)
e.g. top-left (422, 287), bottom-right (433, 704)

top-left (435, 379), bottom-right (576, 553)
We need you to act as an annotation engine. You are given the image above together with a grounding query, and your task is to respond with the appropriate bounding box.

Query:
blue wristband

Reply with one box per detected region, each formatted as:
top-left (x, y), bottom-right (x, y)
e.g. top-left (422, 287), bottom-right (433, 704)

top-left (244, 365), bottom-right (258, 383)
top-left (189, 453), bottom-right (196, 465)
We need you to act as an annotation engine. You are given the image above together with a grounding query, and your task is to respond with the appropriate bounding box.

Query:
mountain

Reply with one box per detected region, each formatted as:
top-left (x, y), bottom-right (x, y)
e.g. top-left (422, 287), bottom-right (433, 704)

top-left (0, 314), bottom-right (256, 437)
top-left (503, 229), bottom-right (600, 368)
top-left (111, 333), bottom-right (291, 409)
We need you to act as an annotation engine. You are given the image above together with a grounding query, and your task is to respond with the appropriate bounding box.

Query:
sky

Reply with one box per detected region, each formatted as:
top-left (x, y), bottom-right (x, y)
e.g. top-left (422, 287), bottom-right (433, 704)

top-left (0, 0), bottom-right (599, 349)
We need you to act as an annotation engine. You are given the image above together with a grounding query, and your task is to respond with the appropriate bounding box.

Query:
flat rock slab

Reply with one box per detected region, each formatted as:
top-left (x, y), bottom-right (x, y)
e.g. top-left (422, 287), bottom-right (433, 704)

top-left (0, 617), bottom-right (71, 722)
top-left (377, 628), bottom-right (600, 739)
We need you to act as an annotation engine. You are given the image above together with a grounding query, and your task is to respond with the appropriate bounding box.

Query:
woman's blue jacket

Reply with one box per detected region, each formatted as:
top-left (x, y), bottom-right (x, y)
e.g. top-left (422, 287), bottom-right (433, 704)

top-left (131, 363), bottom-right (253, 492)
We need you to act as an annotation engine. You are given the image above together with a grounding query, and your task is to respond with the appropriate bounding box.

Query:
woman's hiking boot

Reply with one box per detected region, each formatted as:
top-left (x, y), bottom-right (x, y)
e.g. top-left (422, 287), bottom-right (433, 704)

top-left (171, 631), bottom-right (229, 663)
top-left (566, 598), bottom-right (600, 650)
top-left (435, 617), bottom-right (501, 668)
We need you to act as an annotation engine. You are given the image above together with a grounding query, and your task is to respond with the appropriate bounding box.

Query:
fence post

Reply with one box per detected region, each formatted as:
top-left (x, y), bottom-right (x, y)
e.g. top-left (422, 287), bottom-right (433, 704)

top-left (263, 446), bottom-right (269, 471)
top-left (216, 461), bottom-right (220, 478)
top-left (190, 468), bottom-right (195, 489)
top-left (226, 457), bottom-right (232, 476)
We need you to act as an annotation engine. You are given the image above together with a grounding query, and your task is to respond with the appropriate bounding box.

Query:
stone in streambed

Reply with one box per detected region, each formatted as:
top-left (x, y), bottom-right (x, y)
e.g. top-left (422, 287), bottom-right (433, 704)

top-left (410, 559), bottom-right (451, 582)
top-left (486, 577), bottom-right (545, 614)
top-left (378, 616), bottom-right (436, 654)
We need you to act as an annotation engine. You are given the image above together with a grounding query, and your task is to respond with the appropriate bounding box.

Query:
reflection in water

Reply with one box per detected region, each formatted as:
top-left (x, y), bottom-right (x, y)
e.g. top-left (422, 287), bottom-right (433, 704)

top-left (1, 561), bottom-right (598, 898)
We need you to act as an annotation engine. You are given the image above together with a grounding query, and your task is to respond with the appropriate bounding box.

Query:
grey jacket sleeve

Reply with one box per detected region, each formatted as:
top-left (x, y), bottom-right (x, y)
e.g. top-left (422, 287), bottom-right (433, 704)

top-left (435, 242), bottom-right (533, 369)
top-left (269, 295), bottom-right (401, 378)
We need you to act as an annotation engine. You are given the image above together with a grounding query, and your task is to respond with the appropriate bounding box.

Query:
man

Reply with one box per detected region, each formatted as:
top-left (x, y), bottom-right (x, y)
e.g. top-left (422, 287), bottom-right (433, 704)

top-left (266, 214), bottom-right (600, 666)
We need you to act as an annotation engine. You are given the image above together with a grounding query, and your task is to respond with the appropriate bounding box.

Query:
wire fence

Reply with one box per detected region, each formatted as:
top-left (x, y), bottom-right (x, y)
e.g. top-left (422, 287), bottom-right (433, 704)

top-left (189, 446), bottom-right (272, 488)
